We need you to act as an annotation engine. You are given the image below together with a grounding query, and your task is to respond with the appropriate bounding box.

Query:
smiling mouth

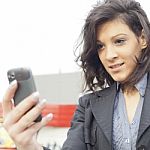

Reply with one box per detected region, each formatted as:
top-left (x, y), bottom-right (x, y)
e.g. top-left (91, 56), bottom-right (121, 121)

top-left (109, 63), bottom-right (124, 69)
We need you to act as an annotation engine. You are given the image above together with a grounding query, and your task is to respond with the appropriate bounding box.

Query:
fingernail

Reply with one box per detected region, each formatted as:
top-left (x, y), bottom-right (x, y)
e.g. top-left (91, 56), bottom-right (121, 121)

top-left (32, 91), bottom-right (40, 99)
top-left (46, 113), bottom-right (53, 120)
top-left (9, 80), bottom-right (17, 88)
top-left (38, 99), bottom-right (47, 107)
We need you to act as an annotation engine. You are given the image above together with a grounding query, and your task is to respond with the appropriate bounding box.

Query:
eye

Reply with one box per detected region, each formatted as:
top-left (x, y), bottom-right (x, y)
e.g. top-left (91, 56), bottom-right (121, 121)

top-left (114, 39), bottom-right (126, 45)
top-left (96, 43), bottom-right (104, 51)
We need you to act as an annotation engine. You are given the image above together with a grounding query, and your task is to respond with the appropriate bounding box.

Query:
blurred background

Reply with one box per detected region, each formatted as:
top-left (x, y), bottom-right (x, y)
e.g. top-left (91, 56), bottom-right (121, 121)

top-left (0, 0), bottom-right (149, 100)
top-left (0, 0), bottom-right (98, 100)
top-left (0, 0), bottom-right (149, 149)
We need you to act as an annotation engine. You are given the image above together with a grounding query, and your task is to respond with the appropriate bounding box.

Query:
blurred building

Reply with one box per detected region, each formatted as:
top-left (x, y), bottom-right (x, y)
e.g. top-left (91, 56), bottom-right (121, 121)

top-left (34, 71), bottom-right (83, 104)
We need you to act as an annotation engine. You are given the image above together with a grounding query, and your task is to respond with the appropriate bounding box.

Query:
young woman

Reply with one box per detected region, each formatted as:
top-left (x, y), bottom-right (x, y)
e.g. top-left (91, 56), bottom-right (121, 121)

top-left (2, 0), bottom-right (150, 149)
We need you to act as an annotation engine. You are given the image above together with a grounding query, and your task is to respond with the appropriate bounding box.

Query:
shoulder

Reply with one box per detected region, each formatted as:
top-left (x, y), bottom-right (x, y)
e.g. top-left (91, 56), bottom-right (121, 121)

top-left (78, 84), bottom-right (116, 107)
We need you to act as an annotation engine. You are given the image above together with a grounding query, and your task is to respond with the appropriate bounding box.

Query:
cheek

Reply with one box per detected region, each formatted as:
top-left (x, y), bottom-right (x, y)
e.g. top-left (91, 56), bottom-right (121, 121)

top-left (98, 53), bottom-right (108, 71)
top-left (126, 57), bottom-right (137, 68)
top-left (124, 43), bottom-right (141, 58)
top-left (124, 49), bottom-right (141, 65)
top-left (98, 52), bottom-right (104, 62)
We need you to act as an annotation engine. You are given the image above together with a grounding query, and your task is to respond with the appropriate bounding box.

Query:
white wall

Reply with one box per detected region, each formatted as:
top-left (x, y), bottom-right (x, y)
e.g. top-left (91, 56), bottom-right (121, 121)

top-left (0, 0), bottom-right (97, 100)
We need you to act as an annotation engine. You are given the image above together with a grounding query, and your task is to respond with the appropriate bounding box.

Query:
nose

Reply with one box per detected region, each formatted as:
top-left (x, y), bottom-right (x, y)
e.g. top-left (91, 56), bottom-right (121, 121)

top-left (105, 46), bottom-right (118, 60)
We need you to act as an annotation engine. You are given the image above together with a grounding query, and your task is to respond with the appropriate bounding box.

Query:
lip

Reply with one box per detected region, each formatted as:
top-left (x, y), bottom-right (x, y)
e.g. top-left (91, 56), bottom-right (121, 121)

top-left (108, 63), bottom-right (124, 71)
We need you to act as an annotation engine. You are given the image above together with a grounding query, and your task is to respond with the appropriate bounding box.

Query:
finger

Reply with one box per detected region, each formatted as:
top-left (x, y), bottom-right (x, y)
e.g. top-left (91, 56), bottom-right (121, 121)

top-left (13, 113), bottom-right (53, 147)
top-left (2, 80), bottom-right (18, 117)
top-left (22, 113), bottom-right (53, 136)
top-left (15, 99), bottom-right (47, 132)
top-left (10, 91), bottom-right (40, 124)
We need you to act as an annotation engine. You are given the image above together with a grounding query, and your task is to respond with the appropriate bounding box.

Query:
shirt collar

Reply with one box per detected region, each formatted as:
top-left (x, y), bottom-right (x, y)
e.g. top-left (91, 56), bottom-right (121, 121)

top-left (135, 73), bottom-right (147, 97)
top-left (116, 73), bottom-right (148, 97)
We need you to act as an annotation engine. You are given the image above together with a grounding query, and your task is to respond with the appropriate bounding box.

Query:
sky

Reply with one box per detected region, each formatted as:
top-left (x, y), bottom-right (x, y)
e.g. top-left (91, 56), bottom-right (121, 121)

top-left (0, 0), bottom-right (149, 100)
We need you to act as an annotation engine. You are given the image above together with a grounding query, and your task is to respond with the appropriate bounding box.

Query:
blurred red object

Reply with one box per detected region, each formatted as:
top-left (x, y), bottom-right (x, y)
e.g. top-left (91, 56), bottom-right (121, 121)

top-left (0, 148), bottom-right (16, 150)
top-left (0, 103), bottom-right (77, 127)
top-left (42, 104), bottom-right (77, 127)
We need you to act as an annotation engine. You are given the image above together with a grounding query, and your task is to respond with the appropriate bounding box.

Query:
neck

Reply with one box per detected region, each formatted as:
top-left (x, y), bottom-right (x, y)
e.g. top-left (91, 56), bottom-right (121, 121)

top-left (121, 85), bottom-right (138, 95)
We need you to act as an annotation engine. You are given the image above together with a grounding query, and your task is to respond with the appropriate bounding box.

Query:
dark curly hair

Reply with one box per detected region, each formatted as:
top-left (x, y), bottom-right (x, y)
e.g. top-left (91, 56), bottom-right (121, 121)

top-left (76, 0), bottom-right (150, 92)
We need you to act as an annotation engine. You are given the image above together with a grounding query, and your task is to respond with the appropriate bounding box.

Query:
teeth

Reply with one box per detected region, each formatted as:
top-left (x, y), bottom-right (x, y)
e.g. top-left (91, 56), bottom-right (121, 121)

top-left (111, 63), bottom-right (123, 69)
top-left (111, 65), bottom-right (120, 68)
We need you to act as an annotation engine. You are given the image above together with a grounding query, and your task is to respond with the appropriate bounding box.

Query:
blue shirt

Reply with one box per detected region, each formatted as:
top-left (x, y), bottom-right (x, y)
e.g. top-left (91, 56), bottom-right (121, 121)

top-left (112, 74), bottom-right (147, 150)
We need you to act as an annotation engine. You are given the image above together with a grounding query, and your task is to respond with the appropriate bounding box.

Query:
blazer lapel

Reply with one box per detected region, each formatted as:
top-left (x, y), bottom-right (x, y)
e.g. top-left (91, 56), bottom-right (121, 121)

top-left (90, 83), bottom-right (117, 145)
top-left (137, 74), bottom-right (150, 142)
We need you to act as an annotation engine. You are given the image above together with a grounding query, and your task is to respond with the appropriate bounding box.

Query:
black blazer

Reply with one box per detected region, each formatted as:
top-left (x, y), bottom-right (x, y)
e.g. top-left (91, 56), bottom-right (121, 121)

top-left (44, 75), bottom-right (150, 150)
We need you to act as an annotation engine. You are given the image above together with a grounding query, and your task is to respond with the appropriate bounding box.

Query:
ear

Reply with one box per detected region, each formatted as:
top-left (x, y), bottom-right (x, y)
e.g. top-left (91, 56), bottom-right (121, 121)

top-left (139, 30), bottom-right (147, 50)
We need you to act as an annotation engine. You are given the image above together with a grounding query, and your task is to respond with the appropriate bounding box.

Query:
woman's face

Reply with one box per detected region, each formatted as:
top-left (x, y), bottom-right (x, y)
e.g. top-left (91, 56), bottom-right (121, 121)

top-left (97, 19), bottom-right (147, 83)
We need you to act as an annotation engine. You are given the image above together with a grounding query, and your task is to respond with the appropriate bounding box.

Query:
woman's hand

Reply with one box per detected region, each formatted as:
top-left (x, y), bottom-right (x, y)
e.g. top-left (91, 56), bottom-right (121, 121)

top-left (2, 80), bottom-right (53, 150)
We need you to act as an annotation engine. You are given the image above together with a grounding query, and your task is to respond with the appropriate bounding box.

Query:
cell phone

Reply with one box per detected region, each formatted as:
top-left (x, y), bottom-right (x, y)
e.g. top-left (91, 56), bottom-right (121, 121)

top-left (7, 67), bottom-right (42, 122)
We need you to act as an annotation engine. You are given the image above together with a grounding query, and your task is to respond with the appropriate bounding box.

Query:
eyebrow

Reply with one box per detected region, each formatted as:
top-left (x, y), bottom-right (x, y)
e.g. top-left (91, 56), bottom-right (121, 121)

top-left (112, 33), bottom-right (128, 38)
top-left (97, 33), bottom-right (128, 43)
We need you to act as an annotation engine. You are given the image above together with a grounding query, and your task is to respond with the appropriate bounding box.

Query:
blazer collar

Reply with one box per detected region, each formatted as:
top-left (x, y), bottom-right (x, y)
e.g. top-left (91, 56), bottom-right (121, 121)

top-left (137, 73), bottom-right (150, 142)
top-left (90, 73), bottom-right (150, 145)
top-left (90, 83), bottom-right (117, 146)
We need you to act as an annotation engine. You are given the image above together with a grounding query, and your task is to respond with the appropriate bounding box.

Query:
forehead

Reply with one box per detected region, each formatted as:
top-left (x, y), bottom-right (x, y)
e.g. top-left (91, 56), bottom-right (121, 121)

top-left (97, 19), bottom-right (135, 40)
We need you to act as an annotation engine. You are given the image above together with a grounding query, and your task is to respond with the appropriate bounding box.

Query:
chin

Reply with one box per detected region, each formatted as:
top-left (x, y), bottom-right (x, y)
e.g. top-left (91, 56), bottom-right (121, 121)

top-left (111, 76), bottom-right (127, 83)
top-left (109, 71), bottom-right (129, 82)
